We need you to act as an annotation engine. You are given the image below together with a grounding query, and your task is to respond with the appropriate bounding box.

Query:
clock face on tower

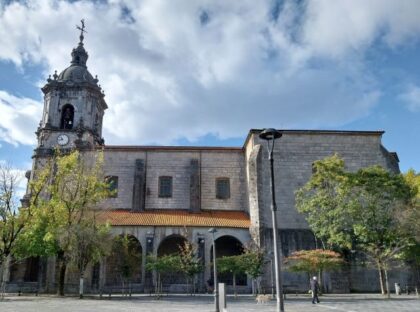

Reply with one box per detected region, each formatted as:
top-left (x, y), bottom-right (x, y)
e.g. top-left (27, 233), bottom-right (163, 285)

top-left (57, 134), bottom-right (69, 146)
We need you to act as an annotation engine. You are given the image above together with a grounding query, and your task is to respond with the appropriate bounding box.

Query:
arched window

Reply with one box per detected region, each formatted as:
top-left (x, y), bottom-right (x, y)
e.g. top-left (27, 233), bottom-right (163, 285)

top-left (60, 104), bottom-right (74, 129)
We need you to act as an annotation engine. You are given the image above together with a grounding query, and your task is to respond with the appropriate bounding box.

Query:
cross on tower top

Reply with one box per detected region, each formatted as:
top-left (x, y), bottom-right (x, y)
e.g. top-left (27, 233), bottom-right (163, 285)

top-left (76, 19), bottom-right (87, 43)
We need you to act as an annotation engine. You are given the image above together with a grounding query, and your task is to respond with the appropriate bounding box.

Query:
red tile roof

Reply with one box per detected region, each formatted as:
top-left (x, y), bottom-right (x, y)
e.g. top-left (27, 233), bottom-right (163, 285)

top-left (98, 209), bottom-right (250, 228)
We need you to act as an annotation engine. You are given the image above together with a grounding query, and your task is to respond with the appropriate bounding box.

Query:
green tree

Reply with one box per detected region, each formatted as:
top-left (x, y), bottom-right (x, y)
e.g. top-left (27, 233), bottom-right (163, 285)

top-left (146, 254), bottom-right (181, 297)
top-left (0, 164), bottom-right (35, 299)
top-left (296, 155), bottom-right (353, 250)
top-left (398, 169), bottom-right (420, 241)
top-left (217, 255), bottom-right (245, 298)
top-left (68, 220), bottom-right (111, 298)
top-left (240, 243), bottom-right (265, 295)
top-left (348, 166), bottom-right (414, 297)
top-left (398, 170), bottom-right (420, 288)
top-left (18, 150), bottom-right (111, 296)
top-left (178, 241), bottom-right (203, 295)
top-left (284, 249), bottom-right (344, 292)
top-left (296, 155), bottom-right (415, 297)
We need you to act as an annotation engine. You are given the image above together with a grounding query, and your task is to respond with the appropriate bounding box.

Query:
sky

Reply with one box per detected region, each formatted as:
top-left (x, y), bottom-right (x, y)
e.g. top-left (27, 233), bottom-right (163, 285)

top-left (0, 0), bottom-right (419, 189)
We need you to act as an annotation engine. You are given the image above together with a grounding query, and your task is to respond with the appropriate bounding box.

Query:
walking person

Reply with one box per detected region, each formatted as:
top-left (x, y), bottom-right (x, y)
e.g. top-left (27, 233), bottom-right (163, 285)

top-left (310, 276), bottom-right (320, 304)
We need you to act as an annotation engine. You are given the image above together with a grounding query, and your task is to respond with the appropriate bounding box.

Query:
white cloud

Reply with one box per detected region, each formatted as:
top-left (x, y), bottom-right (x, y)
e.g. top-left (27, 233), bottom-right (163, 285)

top-left (399, 84), bottom-right (420, 112)
top-left (0, 90), bottom-right (42, 146)
top-left (0, 0), bottom-right (419, 146)
top-left (302, 0), bottom-right (420, 58)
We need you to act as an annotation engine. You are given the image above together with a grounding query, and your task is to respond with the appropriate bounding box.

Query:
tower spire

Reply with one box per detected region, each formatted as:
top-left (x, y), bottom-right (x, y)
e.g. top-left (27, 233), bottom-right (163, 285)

top-left (70, 19), bottom-right (89, 67)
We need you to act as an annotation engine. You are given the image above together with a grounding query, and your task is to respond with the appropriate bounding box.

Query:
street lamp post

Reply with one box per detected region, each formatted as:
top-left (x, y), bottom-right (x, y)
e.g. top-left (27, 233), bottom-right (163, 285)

top-left (268, 251), bottom-right (275, 299)
top-left (209, 228), bottom-right (219, 312)
top-left (259, 128), bottom-right (285, 312)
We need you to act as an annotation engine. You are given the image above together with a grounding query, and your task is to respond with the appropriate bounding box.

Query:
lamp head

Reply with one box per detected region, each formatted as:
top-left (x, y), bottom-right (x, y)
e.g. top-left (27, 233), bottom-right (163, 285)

top-left (208, 228), bottom-right (217, 234)
top-left (259, 128), bottom-right (282, 141)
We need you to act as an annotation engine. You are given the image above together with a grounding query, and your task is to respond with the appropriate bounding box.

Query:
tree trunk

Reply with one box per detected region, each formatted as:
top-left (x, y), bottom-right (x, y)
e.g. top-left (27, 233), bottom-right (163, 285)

top-left (377, 263), bottom-right (385, 295)
top-left (318, 269), bottom-right (323, 294)
top-left (0, 262), bottom-right (5, 300)
top-left (79, 272), bottom-right (84, 299)
top-left (384, 268), bottom-right (390, 299)
top-left (157, 273), bottom-right (161, 298)
top-left (57, 260), bottom-right (67, 296)
top-left (255, 277), bottom-right (261, 294)
top-left (233, 274), bottom-right (237, 298)
top-left (0, 257), bottom-right (11, 300)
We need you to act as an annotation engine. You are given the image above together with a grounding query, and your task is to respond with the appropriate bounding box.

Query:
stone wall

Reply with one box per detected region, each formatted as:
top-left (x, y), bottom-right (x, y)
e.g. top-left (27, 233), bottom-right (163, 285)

top-left (245, 130), bottom-right (401, 293)
top-left (246, 131), bottom-right (398, 230)
top-left (101, 148), bottom-right (247, 212)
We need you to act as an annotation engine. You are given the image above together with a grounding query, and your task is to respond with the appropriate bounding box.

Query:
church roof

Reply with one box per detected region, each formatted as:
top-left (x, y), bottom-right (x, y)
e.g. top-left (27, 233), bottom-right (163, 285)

top-left (103, 145), bottom-right (242, 152)
top-left (57, 64), bottom-right (96, 84)
top-left (98, 209), bottom-right (250, 228)
top-left (243, 129), bottom-right (386, 150)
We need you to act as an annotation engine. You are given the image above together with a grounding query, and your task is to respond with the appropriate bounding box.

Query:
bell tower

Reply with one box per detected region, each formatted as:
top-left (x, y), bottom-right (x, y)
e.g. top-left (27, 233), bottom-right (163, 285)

top-left (35, 19), bottom-right (107, 156)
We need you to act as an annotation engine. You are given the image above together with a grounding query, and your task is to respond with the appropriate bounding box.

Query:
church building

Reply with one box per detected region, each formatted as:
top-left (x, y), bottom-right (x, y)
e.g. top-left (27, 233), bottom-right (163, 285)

top-left (9, 26), bottom-right (407, 295)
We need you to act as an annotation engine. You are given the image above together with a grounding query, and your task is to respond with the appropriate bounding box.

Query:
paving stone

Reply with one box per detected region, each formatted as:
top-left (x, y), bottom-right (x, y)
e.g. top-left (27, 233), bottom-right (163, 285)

top-left (0, 294), bottom-right (419, 312)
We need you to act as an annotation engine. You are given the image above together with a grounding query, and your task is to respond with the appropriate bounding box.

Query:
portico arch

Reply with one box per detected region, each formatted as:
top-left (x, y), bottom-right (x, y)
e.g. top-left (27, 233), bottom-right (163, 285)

top-left (157, 234), bottom-right (188, 256)
top-left (210, 235), bottom-right (247, 286)
top-left (105, 234), bottom-right (142, 286)
top-left (156, 235), bottom-right (189, 286)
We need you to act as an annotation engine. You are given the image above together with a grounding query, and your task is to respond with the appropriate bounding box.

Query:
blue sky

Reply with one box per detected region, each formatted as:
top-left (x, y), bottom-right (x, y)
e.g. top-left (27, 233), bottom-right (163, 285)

top-left (0, 0), bottom-right (419, 178)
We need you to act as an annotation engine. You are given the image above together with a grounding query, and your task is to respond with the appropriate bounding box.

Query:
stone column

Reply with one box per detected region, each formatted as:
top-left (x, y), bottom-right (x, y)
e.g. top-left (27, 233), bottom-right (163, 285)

top-left (144, 232), bottom-right (154, 292)
top-left (197, 234), bottom-right (205, 292)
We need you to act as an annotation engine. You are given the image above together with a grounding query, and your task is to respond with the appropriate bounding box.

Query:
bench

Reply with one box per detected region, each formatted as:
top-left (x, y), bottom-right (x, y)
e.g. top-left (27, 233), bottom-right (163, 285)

top-left (16, 283), bottom-right (39, 296)
top-left (259, 285), bottom-right (298, 300)
top-left (100, 286), bottom-right (133, 299)
top-left (148, 284), bottom-right (170, 298)
top-left (402, 284), bottom-right (419, 296)
top-left (283, 285), bottom-right (299, 299)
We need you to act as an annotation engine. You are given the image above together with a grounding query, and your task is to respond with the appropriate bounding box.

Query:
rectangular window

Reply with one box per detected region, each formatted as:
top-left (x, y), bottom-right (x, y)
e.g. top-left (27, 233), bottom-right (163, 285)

top-left (105, 176), bottom-right (118, 198)
top-left (216, 178), bottom-right (230, 199)
top-left (159, 176), bottom-right (173, 198)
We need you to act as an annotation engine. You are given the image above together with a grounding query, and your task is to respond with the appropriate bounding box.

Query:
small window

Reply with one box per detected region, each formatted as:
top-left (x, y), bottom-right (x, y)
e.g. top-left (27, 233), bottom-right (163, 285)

top-left (216, 178), bottom-right (230, 199)
top-left (159, 176), bottom-right (173, 198)
top-left (105, 176), bottom-right (118, 198)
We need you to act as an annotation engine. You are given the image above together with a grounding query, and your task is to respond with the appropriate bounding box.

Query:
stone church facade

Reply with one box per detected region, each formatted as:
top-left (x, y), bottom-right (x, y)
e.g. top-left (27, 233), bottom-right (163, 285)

top-left (9, 31), bottom-right (409, 294)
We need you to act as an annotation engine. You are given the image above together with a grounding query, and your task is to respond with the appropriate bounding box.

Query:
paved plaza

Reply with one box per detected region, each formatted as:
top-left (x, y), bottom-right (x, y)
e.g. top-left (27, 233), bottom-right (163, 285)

top-left (0, 294), bottom-right (419, 312)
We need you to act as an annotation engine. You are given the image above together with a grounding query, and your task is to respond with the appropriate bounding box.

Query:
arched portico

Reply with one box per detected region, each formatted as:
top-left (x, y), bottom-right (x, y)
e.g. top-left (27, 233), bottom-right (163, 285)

top-left (210, 235), bottom-right (247, 286)
top-left (105, 234), bottom-right (143, 287)
top-left (157, 234), bottom-right (188, 256)
top-left (156, 234), bottom-right (189, 286)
